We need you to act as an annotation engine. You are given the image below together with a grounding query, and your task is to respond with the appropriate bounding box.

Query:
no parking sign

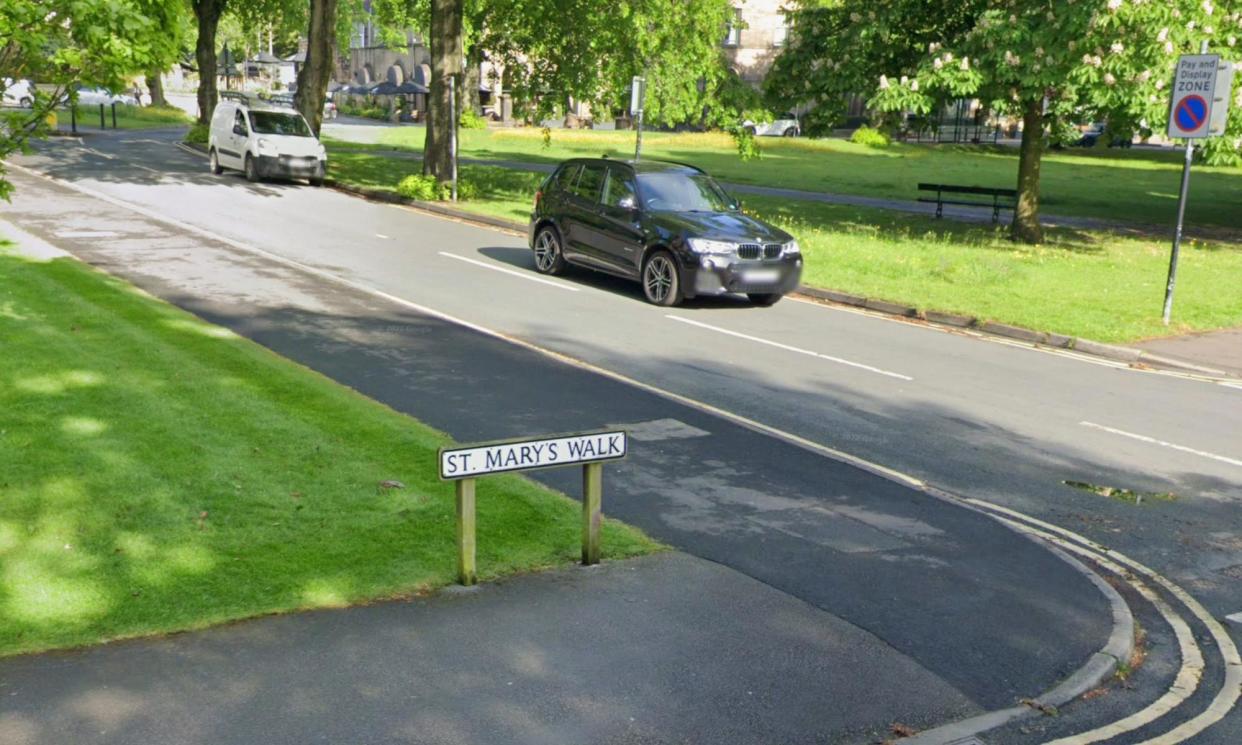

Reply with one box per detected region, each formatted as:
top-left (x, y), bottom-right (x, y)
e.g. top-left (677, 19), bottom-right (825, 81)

top-left (1167, 54), bottom-right (1233, 138)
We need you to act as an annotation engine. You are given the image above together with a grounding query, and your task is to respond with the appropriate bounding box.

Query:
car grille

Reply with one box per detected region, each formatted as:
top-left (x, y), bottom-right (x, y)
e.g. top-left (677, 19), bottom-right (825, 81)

top-left (737, 243), bottom-right (783, 260)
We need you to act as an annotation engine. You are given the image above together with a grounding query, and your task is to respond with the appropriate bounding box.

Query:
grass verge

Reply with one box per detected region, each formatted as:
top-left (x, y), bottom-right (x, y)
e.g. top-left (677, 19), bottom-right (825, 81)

top-left (365, 125), bottom-right (1242, 231)
top-left (0, 240), bottom-right (658, 657)
top-left (56, 104), bottom-right (192, 131)
top-left (326, 149), bottom-right (1242, 343)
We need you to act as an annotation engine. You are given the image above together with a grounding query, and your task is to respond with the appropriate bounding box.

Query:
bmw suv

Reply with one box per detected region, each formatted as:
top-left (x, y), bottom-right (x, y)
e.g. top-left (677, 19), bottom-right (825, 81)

top-left (528, 158), bottom-right (802, 306)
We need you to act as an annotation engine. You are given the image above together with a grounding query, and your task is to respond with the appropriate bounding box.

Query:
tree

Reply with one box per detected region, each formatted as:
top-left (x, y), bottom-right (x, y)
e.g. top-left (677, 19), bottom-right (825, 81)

top-left (424, 0), bottom-right (464, 180)
top-left (191, 0), bottom-right (229, 125)
top-left (0, 0), bottom-right (181, 199)
top-left (771, 0), bottom-right (1242, 243)
top-left (294, 0), bottom-right (340, 134)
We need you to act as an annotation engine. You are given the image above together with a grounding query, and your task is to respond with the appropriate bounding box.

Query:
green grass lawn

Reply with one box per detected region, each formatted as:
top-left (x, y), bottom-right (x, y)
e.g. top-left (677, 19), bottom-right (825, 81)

top-left (326, 149), bottom-right (1242, 343)
top-left (364, 125), bottom-right (1242, 231)
top-left (56, 104), bottom-right (191, 131)
top-left (0, 241), bottom-right (658, 657)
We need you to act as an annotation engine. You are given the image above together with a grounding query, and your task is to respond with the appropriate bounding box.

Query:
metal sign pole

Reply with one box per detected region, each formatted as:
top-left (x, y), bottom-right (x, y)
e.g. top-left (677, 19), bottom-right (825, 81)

top-left (1162, 40), bottom-right (1211, 325)
top-left (449, 74), bottom-right (458, 202)
top-left (631, 75), bottom-right (646, 162)
top-left (634, 110), bottom-right (644, 162)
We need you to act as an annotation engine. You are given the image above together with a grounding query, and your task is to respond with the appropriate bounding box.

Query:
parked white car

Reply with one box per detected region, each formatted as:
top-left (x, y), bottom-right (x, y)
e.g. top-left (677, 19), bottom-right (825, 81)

top-left (743, 113), bottom-right (801, 137)
top-left (1, 78), bottom-right (35, 108)
top-left (74, 85), bottom-right (138, 107)
top-left (208, 95), bottom-right (326, 185)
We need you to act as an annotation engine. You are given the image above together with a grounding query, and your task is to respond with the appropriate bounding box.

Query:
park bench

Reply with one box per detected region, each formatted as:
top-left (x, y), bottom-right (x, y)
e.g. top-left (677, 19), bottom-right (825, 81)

top-left (917, 183), bottom-right (1018, 223)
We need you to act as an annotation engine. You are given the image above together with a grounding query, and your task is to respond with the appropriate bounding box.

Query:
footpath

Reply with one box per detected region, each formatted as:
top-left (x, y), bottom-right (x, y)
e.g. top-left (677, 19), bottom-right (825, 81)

top-left (0, 167), bottom-right (1119, 744)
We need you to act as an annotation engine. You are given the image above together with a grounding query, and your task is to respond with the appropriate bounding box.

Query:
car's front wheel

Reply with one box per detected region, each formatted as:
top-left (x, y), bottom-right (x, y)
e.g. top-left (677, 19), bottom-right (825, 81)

top-left (532, 226), bottom-right (566, 275)
top-left (748, 293), bottom-right (782, 307)
top-left (783, 127), bottom-right (799, 137)
top-left (642, 250), bottom-right (682, 307)
top-left (244, 154), bottom-right (259, 183)
top-left (209, 149), bottom-right (223, 175)
top-left (19, 97), bottom-right (32, 109)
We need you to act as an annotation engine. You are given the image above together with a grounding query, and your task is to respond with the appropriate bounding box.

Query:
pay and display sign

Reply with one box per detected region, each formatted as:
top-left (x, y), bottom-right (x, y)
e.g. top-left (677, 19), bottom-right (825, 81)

top-left (1168, 54), bottom-right (1234, 139)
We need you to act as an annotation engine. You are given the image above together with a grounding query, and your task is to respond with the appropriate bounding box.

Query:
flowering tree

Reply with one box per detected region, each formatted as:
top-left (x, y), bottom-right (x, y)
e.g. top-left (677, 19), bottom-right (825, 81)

top-left (771, 0), bottom-right (1242, 243)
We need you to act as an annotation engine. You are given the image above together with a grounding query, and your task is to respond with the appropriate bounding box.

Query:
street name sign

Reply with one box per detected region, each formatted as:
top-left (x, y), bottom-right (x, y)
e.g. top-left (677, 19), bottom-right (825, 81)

top-left (437, 430), bottom-right (629, 585)
top-left (1168, 54), bottom-right (1221, 138)
top-left (439, 430), bottom-right (627, 480)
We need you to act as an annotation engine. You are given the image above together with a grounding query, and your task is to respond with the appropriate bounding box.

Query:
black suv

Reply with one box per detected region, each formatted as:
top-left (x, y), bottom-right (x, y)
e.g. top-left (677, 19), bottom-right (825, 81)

top-left (528, 158), bottom-right (802, 306)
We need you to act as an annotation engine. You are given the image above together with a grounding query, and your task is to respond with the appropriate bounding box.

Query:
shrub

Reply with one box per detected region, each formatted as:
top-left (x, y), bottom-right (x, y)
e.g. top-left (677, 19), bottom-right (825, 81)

top-left (850, 126), bottom-right (890, 148)
top-left (460, 109), bottom-right (488, 129)
top-left (396, 174), bottom-right (440, 201)
top-left (184, 122), bottom-right (209, 144)
top-left (729, 126), bottom-right (762, 161)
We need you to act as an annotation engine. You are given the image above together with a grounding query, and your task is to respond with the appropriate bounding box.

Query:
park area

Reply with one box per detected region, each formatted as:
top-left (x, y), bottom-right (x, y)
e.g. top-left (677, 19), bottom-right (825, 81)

top-left (324, 125), bottom-right (1242, 344)
top-left (0, 240), bottom-right (657, 657)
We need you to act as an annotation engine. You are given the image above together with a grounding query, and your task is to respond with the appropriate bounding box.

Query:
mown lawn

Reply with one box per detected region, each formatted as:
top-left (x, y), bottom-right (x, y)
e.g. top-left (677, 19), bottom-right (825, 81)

top-left (325, 149), bottom-right (1242, 343)
top-left (55, 104), bottom-right (192, 131)
top-left (0, 241), bottom-right (658, 657)
top-left (364, 125), bottom-right (1242, 231)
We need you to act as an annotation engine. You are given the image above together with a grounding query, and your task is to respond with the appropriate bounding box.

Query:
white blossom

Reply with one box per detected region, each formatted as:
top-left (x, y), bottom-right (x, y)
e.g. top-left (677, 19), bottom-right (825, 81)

top-left (1111, 42), bottom-right (1124, 53)
top-left (850, 12), bottom-right (862, 22)
top-left (1104, 73), bottom-right (1117, 85)
top-left (879, 74), bottom-right (890, 89)
top-left (1187, 21), bottom-right (1196, 30)
top-left (1203, 1), bottom-right (1214, 15)
top-left (1157, 27), bottom-right (1169, 42)
top-left (1156, 78), bottom-right (1166, 89)
top-left (1107, 0), bottom-right (1122, 11)
top-left (1164, 41), bottom-right (1175, 54)
top-left (960, 57), bottom-right (970, 70)
top-left (1137, 70), bottom-right (1152, 82)
top-left (934, 58), bottom-right (944, 70)
top-left (900, 75), bottom-right (909, 85)
top-left (1229, 36), bottom-right (1237, 47)
top-left (911, 80), bottom-right (919, 91)
top-left (944, 52), bottom-right (954, 62)
top-left (1205, 26), bottom-right (1214, 34)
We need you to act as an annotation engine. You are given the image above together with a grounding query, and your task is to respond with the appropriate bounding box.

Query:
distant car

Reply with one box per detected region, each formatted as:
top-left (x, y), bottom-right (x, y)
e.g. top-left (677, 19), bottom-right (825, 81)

top-left (529, 158), bottom-right (802, 307)
top-left (268, 92), bottom-right (336, 120)
top-left (1073, 123), bottom-right (1133, 148)
top-left (74, 85), bottom-right (139, 107)
top-left (1, 78), bottom-right (35, 108)
top-left (743, 112), bottom-right (801, 137)
top-left (208, 95), bottom-right (327, 185)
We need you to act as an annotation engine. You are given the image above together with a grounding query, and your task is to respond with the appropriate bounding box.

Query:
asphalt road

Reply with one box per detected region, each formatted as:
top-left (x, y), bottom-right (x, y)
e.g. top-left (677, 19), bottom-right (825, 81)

top-left (5, 129), bottom-right (1242, 742)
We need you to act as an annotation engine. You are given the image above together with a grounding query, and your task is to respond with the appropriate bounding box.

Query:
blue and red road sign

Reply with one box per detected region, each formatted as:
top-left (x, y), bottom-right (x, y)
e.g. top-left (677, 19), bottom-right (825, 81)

top-left (1174, 94), bottom-right (1209, 133)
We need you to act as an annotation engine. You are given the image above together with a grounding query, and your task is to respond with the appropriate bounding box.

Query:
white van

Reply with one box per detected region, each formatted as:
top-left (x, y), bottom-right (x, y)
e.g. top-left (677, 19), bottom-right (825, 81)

top-left (208, 94), bottom-right (326, 185)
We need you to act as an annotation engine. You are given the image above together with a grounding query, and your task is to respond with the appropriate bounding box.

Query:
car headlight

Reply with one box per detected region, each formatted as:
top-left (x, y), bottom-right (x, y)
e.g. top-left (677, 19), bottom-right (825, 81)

top-left (257, 138), bottom-right (278, 153)
top-left (317, 143), bottom-right (327, 159)
top-left (782, 240), bottom-right (801, 257)
top-left (687, 238), bottom-right (735, 256)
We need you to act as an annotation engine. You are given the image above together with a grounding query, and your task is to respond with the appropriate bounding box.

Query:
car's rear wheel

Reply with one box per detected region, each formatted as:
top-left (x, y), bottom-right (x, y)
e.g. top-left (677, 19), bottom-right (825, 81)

top-left (209, 149), bottom-right (223, 175)
top-left (19, 97), bottom-right (32, 109)
top-left (783, 127), bottom-right (798, 137)
top-left (244, 154), bottom-right (259, 183)
top-left (642, 250), bottom-right (682, 307)
top-left (748, 293), bottom-right (782, 307)
top-left (532, 226), bottom-right (566, 275)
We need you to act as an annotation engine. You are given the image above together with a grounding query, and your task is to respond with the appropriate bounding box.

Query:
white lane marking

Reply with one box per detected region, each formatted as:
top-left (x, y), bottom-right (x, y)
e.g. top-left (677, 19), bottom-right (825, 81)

top-left (1080, 421), bottom-right (1242, 469)
top-left (667, 315), bottom-right (913, 381)
top-left (375, 233), bottom-right (389, 239)
top-left (83, 148), bottom-right (117, 160)
top-left (437, 251), bottom-right (579, 292)
top-left (1227, 612), bottom-right (1242, 627)
top-left (19, 162), bottom-right (1233, 743)
top-left (54, 230), bottom-right (119, 238)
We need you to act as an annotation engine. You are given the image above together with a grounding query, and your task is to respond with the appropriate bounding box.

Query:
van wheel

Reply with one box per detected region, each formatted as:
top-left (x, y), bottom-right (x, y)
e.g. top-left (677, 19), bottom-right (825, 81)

top-left (244, 154), bottom-right (259, 183)
top-left (309, 176), bottom-right (324, 187)
top-left (642, 250), bottom-right (682, 306)
top-left (532, 226), bottom-right (566, 275)
top-left (209, 149), bottom-right (223, 175)
top-left (747, 293), bottom-right (782, 307)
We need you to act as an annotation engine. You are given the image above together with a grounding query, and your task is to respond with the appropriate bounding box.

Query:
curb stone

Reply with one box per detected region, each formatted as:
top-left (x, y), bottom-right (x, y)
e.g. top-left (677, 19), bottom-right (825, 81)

top-left (304, 171), bottom-right (1236, 381)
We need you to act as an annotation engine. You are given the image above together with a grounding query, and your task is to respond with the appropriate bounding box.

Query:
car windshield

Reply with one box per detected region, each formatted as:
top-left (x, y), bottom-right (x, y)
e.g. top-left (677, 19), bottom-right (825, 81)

top-left (248, 111), bottom-right (312, 137)
top-left (636, 171), bottom-right (734, 213)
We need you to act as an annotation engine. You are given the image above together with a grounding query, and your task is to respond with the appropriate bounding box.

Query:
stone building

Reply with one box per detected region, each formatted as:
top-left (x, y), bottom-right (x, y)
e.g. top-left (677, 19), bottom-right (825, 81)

top-left (724, 0), bottom-right (792, 86)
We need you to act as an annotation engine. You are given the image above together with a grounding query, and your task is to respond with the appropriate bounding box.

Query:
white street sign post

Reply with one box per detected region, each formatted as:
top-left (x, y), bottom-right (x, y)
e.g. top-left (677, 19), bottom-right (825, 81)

top-left (631, 75), bottom-right (647, 161)
top-left (1162, 47), bottom-right (1233, 324)
top-left (438, 430), bottom-right (628, 585)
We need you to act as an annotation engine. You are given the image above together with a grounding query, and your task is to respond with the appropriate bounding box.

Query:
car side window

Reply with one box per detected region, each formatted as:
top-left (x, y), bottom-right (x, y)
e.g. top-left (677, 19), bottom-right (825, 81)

top-left (233, 110), bottom-right (247, 134)
top-left (602, 167), bottom-right (638, 209)
top-left (572, 164), bottom-right (607, 202)
top-left (553, 164), bottom-right (580, 193)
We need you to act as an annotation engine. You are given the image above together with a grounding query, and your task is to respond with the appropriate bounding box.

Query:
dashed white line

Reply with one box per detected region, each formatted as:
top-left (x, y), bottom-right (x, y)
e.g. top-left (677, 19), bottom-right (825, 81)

top-left (666, 315), bottom-right (913, 381)
top-left (437, 251), bottom-right (580, 292)
top-left (1080, 421), bottom-right (1242, 469)
top-left (375, 233), bottom-right (390, 239)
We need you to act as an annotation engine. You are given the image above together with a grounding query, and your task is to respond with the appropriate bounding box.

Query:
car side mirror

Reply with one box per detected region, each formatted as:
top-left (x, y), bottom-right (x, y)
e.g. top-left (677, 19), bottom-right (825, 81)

top-left (233, 125), bottom-right (246, 136)
top-left (617, 195), bottom-right (637, 211)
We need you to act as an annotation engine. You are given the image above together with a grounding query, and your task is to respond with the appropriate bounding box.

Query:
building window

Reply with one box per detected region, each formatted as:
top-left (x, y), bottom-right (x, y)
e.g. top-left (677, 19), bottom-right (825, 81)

top-left (723, 9), bottom-right (742, 47)
top-left (773, 14), bottom-right (788, 47)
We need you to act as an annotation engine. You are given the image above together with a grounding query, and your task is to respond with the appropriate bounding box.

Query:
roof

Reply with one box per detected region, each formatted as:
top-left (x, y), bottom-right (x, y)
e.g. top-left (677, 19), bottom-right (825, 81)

top-left (561, 157), bottom-right (705, 174)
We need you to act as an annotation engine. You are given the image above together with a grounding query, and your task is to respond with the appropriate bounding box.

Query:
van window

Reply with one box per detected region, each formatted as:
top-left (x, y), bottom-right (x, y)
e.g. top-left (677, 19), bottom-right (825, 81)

top-left (233, 110), bottom-right (248, 133)
top-left (248, 111), bottom-right (312, 137)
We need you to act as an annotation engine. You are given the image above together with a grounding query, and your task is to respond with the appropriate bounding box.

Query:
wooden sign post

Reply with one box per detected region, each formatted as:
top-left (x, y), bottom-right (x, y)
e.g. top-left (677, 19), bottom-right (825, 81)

top-left (438, 430), bottom-right (627, 586)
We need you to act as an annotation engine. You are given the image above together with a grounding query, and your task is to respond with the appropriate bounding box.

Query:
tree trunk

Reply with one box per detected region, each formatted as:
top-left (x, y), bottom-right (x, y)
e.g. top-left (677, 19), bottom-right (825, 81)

top-left (146, 69), bottom-right (167, 108)
top-left (295, 0), bottom-right (339, 135)
top-left (464, 46), bottom-right (482, 116)
top-left (192, 0), bottom-right (226, 125)
top-left (425, 0), bottom-right (464, 181)
top-left (1011, 98), bottom-right (1044, 244)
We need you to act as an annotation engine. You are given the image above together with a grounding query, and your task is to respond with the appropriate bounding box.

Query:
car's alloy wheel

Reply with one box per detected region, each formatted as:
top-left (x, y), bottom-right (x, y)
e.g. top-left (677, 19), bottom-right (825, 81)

top-left (209, 149), bottom-right (223, 175)
top-left (20, 97), bottom-right (32, 109)
top-left (244, 154), bottom-right (258, 183)
top-left (642, 251), bottom-right (681, 306)
top-left (532, 227), bottom-right (565, 275)
top-left (783, 127), bottom-right (798, 137)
